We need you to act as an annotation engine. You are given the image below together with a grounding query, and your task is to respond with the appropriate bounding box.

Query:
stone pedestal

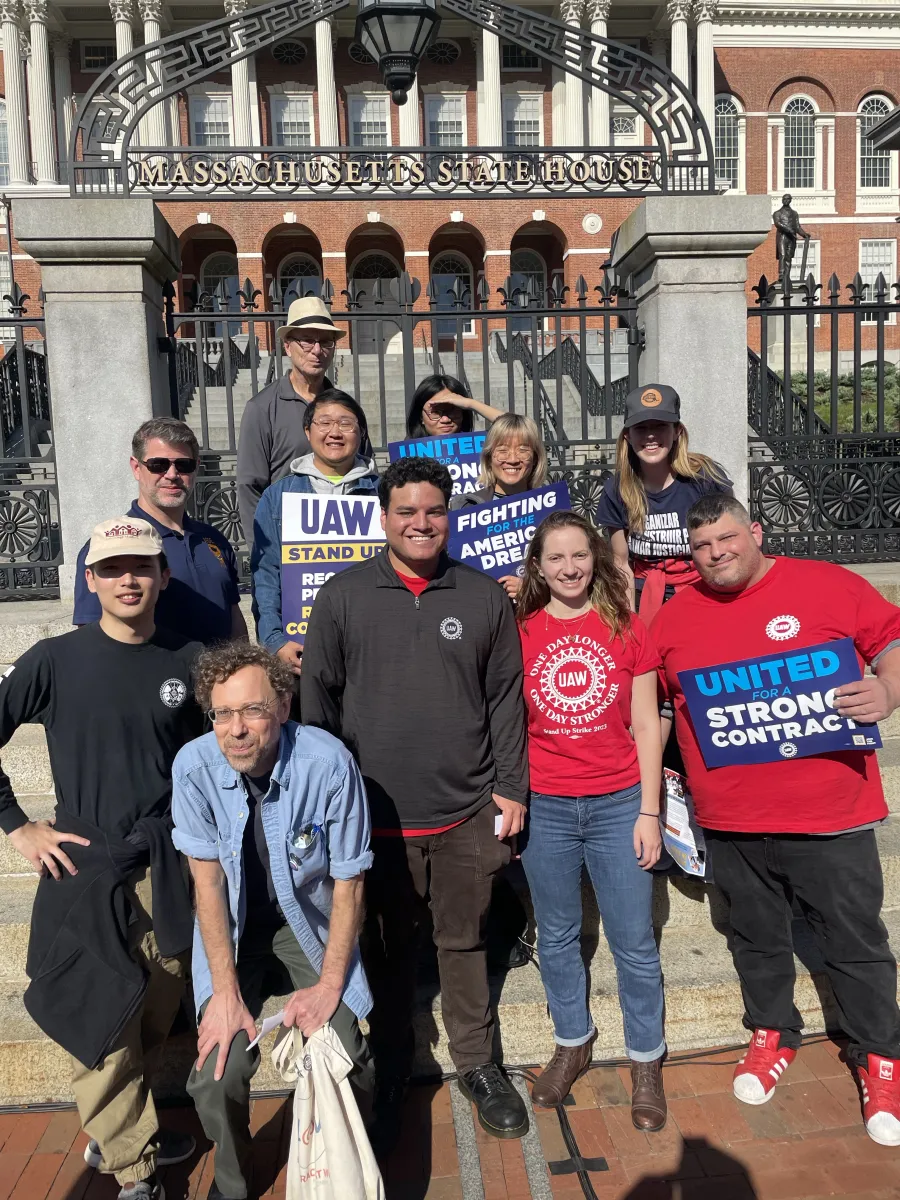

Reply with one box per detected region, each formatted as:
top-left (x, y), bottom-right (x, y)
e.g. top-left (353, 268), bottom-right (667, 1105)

top-left (14, 199), bottom-right (179, 601)
top-left (610, 195), bottom-right (771, 504)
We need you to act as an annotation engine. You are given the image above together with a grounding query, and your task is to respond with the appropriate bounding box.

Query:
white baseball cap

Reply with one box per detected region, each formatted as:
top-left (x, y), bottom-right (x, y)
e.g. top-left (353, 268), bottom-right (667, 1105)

top-left (84, 517), bottom-right (164, 566)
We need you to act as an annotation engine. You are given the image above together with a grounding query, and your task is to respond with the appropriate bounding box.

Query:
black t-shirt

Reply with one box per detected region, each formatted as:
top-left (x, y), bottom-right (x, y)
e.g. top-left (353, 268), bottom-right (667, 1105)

top-left (596, 468), bottom-right (732, 563)
top-left (240, 770), bottom-right (285, 930)
top-left (0, 622), bottom-right (203, 837)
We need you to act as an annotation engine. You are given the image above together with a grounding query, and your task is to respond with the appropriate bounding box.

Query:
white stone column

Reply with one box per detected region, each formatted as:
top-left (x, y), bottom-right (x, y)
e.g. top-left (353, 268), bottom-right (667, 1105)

top-left (560, 0), bottom-right (585, 147)
top-left (315, 17), bottom-right (339, 146)
top-left (399, 73), bottom-right (419, 145)
top-left (480, 26), bottom-right (502, 145)
top-left (110, 0), bottom-right (134, 58)
top-left (24, 0), bottom-right (57, 182)
top-left (52, 35), bottom-right (73, 177)
top-left (693, 0), bottom-right (717, 136)
top-left (225, 0), bottom-right (252, 148)
top-left (0, 1), bottom-right (30, 183)
top-left (139, 0), bottom-right (167, 149)
top-left (588, 0), bottom-right (610, 145)
top-left (667, 0), bottom-right (690, 88)
top-left (551, 66), bottom-right (566, 146)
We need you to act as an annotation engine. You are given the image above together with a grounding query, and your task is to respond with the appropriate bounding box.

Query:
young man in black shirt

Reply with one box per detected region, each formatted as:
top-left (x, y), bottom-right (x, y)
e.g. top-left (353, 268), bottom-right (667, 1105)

top-left (0, 516), bottom-right (204, 1200)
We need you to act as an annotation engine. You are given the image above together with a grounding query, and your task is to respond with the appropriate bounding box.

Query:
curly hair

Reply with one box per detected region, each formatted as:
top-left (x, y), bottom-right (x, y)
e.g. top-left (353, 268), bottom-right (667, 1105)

top-left (192, 642), bottom-right (296, 713)
top-left (377, 455), bottom-right (453, 508)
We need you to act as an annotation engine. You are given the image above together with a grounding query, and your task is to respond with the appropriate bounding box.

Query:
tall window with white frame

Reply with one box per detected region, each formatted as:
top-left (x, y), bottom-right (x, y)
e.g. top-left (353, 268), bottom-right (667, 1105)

top-left (859, 239), bottom-right (897, 324)
top-left (190, 95), bottom-right (232, 147)
top-left (783, 97), bottom-right (816, 191)
top-left (503, 94), bottom-right (541, 147)
top-left (858, 96), bottom-right (893, 191)
top-left (715, 96), bottom-right (740, 190)
top-left (425, 94), bottom-right (465, 148)
top-left (349, 95), bottom-right (389, 147)
top-left (271, 95), bottom-right (313, 147)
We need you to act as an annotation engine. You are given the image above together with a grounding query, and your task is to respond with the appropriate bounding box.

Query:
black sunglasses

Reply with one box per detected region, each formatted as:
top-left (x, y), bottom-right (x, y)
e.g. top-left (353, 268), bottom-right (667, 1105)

top-left (141, 457), bottom-right (198, 475)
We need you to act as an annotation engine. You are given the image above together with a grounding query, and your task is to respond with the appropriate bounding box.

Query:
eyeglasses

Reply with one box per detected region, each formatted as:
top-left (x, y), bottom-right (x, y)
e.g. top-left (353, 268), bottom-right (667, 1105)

top-left (492, 445), bottom-right (534, 460)
top-left (141, 457), bottom-right (198, 475)
top-left (291, 336), bottom-right (337, 351)
top-left (310, 417), bottom-right (359, 432)
top-left (423, 403), bottom-right (461, 417)
top-left (207, 698), bottom-right (278, 725)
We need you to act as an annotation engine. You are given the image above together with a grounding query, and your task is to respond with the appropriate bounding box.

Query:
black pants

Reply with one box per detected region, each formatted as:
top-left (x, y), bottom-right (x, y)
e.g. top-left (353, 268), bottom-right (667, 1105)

top-left (706, 828), bottom-right (900, 1066)
top-left (361, 801), bottom-right (511, 1076)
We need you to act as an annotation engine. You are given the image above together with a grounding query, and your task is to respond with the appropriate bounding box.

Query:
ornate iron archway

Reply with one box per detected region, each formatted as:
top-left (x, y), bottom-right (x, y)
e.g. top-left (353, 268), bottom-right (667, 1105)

top-left (70, 0), bottom-right (716, 198)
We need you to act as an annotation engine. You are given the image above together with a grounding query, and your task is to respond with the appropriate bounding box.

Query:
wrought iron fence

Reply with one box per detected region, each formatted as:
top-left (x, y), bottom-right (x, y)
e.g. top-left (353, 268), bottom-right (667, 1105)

top-left (748, 271), bottom-right (900, 562)
top-left (0, 285), bottom-right (61, 600)
top-left (163, 271), bottom-right (641, 580)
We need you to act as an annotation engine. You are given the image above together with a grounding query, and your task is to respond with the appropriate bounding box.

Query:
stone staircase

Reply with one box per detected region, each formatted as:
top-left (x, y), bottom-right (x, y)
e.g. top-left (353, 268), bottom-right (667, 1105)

top-left (1, 579), bottom-right (900, 1102)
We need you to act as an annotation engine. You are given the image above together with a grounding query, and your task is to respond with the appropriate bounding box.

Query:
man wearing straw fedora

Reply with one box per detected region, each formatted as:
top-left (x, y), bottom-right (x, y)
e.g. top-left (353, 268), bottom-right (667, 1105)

top-left (237, 296), bottom-right (343, 548)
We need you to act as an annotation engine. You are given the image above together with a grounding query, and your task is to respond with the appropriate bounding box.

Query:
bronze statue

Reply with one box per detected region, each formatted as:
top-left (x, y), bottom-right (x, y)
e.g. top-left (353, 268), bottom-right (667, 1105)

top-left (773, 193), bottom-right (812, 290)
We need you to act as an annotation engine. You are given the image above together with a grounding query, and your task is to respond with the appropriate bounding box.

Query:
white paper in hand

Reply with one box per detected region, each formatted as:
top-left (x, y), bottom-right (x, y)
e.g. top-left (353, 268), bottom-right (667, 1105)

top-left (247, 1009), bottom-right (285, 1051)
top-left (495, 814), bottom-right (504, 836)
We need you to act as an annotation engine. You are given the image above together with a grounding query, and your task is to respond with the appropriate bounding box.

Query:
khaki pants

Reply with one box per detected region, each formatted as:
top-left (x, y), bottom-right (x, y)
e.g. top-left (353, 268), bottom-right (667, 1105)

top-left (68, 867), bottom-right (188, 1185)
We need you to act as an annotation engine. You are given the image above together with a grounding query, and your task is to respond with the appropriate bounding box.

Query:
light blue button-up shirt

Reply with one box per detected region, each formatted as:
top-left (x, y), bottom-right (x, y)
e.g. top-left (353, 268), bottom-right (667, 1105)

top-left (171, 721), bottom-right (373, 1020)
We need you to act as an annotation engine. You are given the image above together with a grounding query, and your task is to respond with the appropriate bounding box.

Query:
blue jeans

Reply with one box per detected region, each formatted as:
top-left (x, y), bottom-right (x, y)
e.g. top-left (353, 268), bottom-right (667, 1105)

top-left (521, 785), bottom-right (665, 1061)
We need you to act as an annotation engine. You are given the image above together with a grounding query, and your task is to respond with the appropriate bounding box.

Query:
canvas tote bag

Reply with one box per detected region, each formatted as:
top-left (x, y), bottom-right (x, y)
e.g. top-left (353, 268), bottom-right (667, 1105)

top-left (273, 1023), bottom-right (384, 1199)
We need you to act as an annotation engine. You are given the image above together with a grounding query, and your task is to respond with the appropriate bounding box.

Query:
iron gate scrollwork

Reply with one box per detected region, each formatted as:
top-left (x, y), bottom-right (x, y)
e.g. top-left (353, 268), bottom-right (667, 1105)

top-left (748, 270), bottom-right (900, 562)
top-left (165, 270), bottom-right (640, 582)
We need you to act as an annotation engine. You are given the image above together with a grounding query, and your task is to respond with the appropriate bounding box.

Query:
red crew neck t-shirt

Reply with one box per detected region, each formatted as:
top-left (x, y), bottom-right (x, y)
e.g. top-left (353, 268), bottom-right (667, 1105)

top-left (519, 608), bottom-right (660, 796)
top-left (650, 556), bottom-right (900, 834)
top-left (396, 571), bottom-right (432, 597)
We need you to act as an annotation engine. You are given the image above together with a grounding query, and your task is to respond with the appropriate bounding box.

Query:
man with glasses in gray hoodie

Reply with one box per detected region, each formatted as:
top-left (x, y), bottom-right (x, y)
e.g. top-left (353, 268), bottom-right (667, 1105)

top-left (251, 389), bottom-right (379, 675)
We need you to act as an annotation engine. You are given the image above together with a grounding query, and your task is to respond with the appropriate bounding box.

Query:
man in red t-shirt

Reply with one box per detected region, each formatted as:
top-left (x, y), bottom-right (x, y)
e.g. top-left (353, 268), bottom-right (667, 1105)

top-left (651, 493), bottom-right (900, 1147)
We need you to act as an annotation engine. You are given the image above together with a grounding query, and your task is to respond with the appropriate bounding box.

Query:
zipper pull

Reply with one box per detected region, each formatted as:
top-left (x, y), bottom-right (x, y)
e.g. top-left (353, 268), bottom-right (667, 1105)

top-left (414, 596), bottom-right (420, 609)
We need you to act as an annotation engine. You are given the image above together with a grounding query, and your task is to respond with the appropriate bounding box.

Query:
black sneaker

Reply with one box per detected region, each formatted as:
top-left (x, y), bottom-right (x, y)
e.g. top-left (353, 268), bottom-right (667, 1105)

top-left (458, 1062), bottom-right (528, 1139)
top-left (368, 1072), bottom-right (409, 1159)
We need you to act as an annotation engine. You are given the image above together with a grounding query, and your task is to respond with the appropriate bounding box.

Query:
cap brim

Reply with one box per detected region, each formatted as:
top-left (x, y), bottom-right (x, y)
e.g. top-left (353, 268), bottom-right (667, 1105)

top-left (277, 322), bottom-right (346, 341)
top-left (85, 541), bottom-right (163, 566)
top-left (623, 410), bottom-right (680, 430)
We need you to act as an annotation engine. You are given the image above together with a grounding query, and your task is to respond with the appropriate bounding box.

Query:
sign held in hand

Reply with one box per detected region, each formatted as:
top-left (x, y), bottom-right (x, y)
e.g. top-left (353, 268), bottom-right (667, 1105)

top-left (388, 433), bottom-right (487, 497)
top-left (448, 483), bottom-right (572, 580)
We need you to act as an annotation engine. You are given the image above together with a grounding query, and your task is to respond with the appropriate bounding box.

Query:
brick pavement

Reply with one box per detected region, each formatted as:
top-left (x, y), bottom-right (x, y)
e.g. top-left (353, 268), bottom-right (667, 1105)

top-left (1, 1039), bottom-right (900, 1199)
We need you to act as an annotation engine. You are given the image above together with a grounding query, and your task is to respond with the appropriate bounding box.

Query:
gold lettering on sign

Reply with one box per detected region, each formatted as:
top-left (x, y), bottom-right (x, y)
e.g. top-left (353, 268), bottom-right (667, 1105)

top-left (436, 159), bottom-right (454, 184)
top-left (251, 160), bottom-right (271, 184)
top-left (408, 159), bottom-right (425, 185)
top-left (569, 159), bottom-right (590, 184)
top-left (275, 160), bottom-right (300, 185)
top-left (168, 161), bottom-right (191, 186)
top-left (345, 160), bottom-right (363, 184)
top-left (542, 157), bottom-right (565, 184)
top-left (230, 160), bottom-right (252, 185)
top-left (494, 158), bottom-right (512, 183)
top-left (321, 160), bottom-right (341, 185)
top-left (192, 160), bottom-right (210, 185)
top-left (635, 156), bottom-right (653, 182)
top-left (210, 161), bottom-right (229, 185)
top-left (303, 160), bottom-right (322, 185)
top-left (511, 159), bottom-right (530, 183)
top-left (138, 160), bottom-right (167, 186)
top-left (365, 159), bottom-right (384, 184)
top-left (471, 158), bottom-right (492, 186)
top-left (593, 157), bottom-right (613, 183)
top-left (617, 157), bottom-right (634, 183)
top-left (388, 157), bottom-right (405, 185)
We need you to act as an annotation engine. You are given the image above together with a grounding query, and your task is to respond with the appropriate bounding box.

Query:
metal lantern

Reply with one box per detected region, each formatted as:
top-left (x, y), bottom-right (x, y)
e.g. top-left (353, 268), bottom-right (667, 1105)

top-left (355, 0), bottom-right (441, 105)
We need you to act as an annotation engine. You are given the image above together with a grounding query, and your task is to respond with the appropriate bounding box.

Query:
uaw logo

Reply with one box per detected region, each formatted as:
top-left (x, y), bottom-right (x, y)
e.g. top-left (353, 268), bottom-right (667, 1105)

top-left (765, 614), bottom-right (800, 642)
top-left (539, 645), bottom-right (613, 715)
top-left (640, 387), bottom-right (663, 408)
top-left (779, 742), bottom-right (798, 759)
top-left (159, 678), bottom-right (187, 708)
top-left (440, 617), bottom-right (463, 641)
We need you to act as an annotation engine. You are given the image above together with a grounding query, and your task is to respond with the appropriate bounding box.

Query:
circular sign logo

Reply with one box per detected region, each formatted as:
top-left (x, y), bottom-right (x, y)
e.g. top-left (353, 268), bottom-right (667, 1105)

top-left (160, 678), bottom-right (187, 708)
top-left (539, 646), bottom-right (607, 714)
top-left (765, 614), bottom-right (800, 642)
top-left (779, 742), bottom-right (798, 759)
top-left (440, 617), bottom-right (463, 641)
top-left (640, 387), bottom-right (663, 408)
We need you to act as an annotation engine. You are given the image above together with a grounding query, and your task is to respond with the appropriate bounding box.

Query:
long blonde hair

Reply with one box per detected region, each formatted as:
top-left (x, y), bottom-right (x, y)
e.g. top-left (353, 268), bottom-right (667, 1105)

top-left (517, 512), bottom-right (632, 642)
top-left (479, 413), bottom-right (548, 492)
top-left (615, 422), bottom-right (727, 535)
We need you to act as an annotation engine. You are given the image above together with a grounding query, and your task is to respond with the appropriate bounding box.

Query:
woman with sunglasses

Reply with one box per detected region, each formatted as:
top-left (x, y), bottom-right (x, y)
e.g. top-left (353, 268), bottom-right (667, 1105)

top-left (406, 375), bottom-right (504, 439)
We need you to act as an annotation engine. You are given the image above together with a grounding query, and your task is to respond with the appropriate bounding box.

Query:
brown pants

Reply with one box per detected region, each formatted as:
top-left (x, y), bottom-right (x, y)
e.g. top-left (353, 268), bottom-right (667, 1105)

top-left (69, 868), bottom-right (188, 1185)
top-left (361, 801), bottom-right (511, 1075)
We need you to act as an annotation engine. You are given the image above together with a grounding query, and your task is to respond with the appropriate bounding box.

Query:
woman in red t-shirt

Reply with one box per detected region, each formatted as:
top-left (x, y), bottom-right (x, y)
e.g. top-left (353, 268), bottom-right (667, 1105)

top-left (517, 512), bottom-right (667, 1130)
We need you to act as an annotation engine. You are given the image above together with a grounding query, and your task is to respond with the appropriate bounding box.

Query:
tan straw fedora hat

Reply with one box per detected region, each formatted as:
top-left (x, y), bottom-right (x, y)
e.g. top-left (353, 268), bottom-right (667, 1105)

top-left (276, 296), bottom-right (346, 341)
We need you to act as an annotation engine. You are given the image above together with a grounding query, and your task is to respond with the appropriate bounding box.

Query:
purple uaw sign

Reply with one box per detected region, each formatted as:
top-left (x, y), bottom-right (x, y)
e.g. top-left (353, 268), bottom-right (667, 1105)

top-left (678, 636), bottom-right (882, 769)
top-left (448, 483), bottom-right (572, 580)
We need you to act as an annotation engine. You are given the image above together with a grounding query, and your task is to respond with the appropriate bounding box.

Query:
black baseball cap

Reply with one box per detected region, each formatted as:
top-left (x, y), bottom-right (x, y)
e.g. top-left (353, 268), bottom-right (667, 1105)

top-left (623, 383), bottom-right (681, 430)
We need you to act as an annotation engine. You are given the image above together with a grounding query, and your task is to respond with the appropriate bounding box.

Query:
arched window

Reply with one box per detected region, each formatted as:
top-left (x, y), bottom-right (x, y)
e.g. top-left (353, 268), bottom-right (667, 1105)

top-left (0, 101), bottom-right (8, 187)
top-left (351, 253), bottom-right (400, 281)
top-left (859, 96), bottom-right (893, 191)
top-left (612, 108), bottom-right (639, 148)
top-left (431, 251), bottom-right (474, 336)
top-left (715, 96), bottom-right (740, 191)
top-left (783, 97), bottom-right (816, 191)
top-left (201, 252), bottom-right (240, 335)
top-left (510, 249), bottom-right (546, 303)
top-left (279, 253), bottom-right (322, 303)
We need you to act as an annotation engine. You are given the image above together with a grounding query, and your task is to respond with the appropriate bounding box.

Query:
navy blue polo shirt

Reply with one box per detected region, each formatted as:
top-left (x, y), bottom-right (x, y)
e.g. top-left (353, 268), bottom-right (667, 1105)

top-left (72, 501), bottom-right (241, 645)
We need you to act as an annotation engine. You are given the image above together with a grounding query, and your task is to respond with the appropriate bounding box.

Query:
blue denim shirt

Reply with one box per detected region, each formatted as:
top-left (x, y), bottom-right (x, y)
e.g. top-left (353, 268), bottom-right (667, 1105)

top-left (251, 467), bottom-right (379, 652)
top-left (171, 721), bottom-right (373, 1020)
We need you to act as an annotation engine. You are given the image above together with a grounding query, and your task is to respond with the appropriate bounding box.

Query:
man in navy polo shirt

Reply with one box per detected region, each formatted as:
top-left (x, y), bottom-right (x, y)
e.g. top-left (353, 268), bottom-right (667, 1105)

top-left (74, 418), bottom-right (247, 645)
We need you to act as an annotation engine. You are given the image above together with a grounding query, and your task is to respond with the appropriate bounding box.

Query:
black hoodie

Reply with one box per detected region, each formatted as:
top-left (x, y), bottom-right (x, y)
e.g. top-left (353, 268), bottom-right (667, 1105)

top-left (300, 549), bottom-right (528, 832)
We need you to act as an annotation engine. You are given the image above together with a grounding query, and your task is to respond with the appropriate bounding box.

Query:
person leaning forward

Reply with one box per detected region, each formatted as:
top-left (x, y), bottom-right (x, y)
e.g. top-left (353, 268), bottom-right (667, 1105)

top-left (651, 493), bottom-right (900, 1148)
top-left (237, 296), bottom-right (344, 545)
top-left (172, 643), bottom-right (374, 1200)
top-left (73, 417), bottom-right (246, 645)
top-left (0, 517), bottom-right (204, 1200)
top-left (300, 456), bottom-right (530, 1153)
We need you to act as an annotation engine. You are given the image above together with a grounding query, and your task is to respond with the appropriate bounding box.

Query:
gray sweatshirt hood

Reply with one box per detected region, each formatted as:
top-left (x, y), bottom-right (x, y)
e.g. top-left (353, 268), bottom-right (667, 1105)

top-left (289, 452), bottom-right (378, 494)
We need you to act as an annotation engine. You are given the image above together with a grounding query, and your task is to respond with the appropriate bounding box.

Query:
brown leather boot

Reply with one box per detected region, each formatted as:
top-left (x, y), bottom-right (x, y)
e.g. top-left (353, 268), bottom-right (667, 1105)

top-left (631, 1057), bottom-right (667, 1131)
top-left (531, 1033), bottom-right (597, 1108)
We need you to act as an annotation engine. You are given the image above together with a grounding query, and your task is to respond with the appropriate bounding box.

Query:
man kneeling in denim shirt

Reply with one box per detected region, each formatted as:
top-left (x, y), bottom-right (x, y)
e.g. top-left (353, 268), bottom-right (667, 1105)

top-left (172, 643), bottom-right (374, 1200)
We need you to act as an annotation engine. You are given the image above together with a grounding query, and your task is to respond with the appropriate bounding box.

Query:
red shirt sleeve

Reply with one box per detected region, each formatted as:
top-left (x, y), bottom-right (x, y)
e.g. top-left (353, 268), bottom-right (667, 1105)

top-left (850, 574), bottom-right (900, 664)
top-left (629, 613), bottom-right (662, 675)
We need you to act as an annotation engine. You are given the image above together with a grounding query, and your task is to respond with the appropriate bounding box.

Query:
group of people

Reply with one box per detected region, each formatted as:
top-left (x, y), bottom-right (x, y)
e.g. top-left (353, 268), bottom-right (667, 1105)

top-left (1, 294), bottom-right (900, 1200)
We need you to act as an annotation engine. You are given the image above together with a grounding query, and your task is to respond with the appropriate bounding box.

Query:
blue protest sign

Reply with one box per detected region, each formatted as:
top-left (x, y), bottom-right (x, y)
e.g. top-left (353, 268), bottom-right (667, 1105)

top-left (388, 433), bottom-right (487, 497)
top-left (281, 493), bottom-right (385, 646)
top-left (678, 636), bottom-right (882, 768)
top-left (448, 483), bottom-right (572, 580)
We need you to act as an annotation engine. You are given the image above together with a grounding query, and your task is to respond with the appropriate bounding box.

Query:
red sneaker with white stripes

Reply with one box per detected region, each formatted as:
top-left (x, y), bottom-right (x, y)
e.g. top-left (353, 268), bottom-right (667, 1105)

top-left (732, 1029), bottom-right (797, 1105)
top-left (859, 1054), bottom-right (900, 1146)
